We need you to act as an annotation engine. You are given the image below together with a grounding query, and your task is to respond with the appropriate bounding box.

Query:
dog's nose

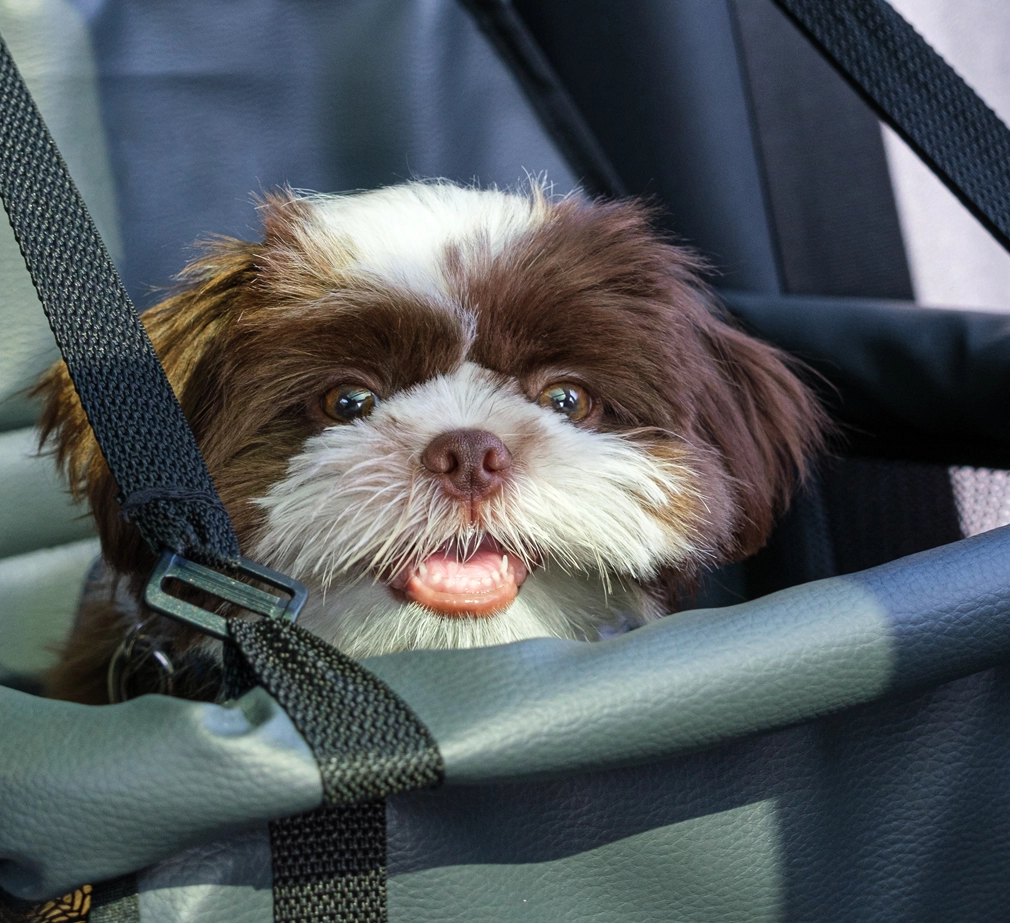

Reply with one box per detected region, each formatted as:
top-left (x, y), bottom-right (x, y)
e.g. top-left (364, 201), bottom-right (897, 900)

top-left (421, 429), bottom-right (512, 500)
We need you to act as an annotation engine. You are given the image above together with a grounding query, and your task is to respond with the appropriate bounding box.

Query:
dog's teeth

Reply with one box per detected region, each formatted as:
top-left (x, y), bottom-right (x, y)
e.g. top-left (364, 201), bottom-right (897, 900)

top-left (500, 555), bottom-right (508, 575)
top-left (430, 572), bottom-right (442, 585)
top-left (481, 576), bottom-right (492, 588)
top-left (491, 570), bottom-right (502, 585)
top-left (418, 561), bottom-right (428, 578)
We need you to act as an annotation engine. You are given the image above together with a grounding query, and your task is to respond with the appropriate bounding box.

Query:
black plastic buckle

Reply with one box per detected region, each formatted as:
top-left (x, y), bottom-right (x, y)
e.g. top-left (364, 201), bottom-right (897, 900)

top-left (144, 551), bottom-right (308, 640)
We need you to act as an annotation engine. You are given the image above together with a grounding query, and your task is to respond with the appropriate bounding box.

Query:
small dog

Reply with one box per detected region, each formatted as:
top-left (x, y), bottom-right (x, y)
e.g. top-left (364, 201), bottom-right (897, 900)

top-left (38, 182), bottom-right (824, 703)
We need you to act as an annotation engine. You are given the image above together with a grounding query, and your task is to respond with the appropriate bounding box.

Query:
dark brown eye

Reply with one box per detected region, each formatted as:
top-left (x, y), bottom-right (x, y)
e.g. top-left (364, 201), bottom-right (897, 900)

top-left (537, 382), bottom-right (592, 422)
top-left (322, 385), bottom-right (378, 423)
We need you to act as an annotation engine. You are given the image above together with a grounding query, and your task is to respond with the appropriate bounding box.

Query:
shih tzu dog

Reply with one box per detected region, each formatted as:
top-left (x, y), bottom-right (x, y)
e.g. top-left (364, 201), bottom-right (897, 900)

top-left (38, 181), bottom-right (824, 704)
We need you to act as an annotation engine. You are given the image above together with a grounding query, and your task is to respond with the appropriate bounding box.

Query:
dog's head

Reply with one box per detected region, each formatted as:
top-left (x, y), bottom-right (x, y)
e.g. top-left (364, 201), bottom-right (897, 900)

top-left (39, 182), bottom-right (824, 658)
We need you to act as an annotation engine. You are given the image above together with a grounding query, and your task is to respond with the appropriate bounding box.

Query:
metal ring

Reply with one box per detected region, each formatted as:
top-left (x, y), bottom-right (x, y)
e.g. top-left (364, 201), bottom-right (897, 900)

top-left (106, 620), bottom-right (176, 703)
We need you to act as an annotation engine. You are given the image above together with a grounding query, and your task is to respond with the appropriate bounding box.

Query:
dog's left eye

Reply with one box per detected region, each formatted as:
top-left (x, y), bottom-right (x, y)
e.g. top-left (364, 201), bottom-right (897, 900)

top-left (322, 385), bottom-right (378, 422)
top-left (537, 382), bottom-right (592, 422)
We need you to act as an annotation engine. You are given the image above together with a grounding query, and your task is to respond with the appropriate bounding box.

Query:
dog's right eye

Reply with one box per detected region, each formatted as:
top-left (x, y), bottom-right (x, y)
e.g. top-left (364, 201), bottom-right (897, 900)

top-left (537, 382), bottom-right (593, 422)
top-left (321, 385), bottom-right (378, 423)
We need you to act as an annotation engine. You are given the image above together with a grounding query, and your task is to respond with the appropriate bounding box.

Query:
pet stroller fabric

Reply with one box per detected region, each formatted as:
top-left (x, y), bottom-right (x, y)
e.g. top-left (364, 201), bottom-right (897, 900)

top-left (2, 1), bottom-right (1010, 922)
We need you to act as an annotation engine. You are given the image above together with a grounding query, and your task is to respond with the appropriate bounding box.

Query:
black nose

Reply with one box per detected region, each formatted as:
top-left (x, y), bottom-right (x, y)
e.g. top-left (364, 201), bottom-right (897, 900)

top-left (421, 429), bottom-right (512, 500)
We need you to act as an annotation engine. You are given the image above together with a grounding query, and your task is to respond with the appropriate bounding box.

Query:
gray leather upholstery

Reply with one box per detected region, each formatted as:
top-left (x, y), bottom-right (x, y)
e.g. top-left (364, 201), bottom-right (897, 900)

top-left (0, 537), bottom-right (99, 675)
top-left (137, 829), bottom-right (272, 923)
top-left (387, 794), bottom-right (784, 923)
top-left (367, 577), bottom-right (892, 786)
top-left (0, 686), bottom-right (320, 901)
top-left (0, 0), bottom-right (121, 431)
top-left (0, 429), bottom-right (95, 560)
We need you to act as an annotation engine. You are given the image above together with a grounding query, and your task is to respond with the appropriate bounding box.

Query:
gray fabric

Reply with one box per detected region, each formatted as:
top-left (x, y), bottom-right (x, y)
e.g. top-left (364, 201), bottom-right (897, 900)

top-left (0, 427), bottom-right (96, 559)
top-left (0, 0), bottom-right (121, 432)
top-left (730, 0), bottom-right (915, 300)
top-left (91, 876), bottom-right (140, 923)
top-left (512, 0), bottom-right (781, 292)
top-left (138, 829), bottom-right (272, 923)
top-left (74, 0), bottom-right (577, 309)
top-left (364, 576), bottom-right (894, 786)
top-left (0, 536), bottom-right (99, 673)
top-left (387, 795), bottom-right (783, 923)
top-left (0, 685), bottom-right (321, 902)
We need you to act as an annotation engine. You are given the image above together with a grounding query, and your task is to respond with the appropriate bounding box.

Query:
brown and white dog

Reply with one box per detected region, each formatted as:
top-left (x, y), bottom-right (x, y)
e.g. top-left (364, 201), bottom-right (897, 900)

top-left (38, 181), bottom-right (824, 703)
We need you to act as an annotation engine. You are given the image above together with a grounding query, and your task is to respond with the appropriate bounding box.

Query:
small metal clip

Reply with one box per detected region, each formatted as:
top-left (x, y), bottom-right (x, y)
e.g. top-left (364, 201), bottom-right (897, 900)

top-left (144, 551), bottom-right (308, 640)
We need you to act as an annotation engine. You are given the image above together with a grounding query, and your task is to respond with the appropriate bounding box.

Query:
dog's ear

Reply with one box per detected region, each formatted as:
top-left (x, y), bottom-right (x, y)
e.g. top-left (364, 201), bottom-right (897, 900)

top-left (34, 238), bottom-right (259, 577)
top-left (688, 305), bottom-right (828, 561)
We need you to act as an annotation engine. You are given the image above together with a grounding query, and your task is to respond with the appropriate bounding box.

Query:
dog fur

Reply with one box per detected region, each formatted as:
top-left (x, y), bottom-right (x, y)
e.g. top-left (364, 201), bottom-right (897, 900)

top-left (37, 181), bottom-right (825, 704)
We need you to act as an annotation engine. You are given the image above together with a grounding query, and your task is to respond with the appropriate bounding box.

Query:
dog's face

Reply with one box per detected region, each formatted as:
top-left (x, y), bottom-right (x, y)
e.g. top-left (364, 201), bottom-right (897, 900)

top-left (40, 182), bottom-right (823, 664)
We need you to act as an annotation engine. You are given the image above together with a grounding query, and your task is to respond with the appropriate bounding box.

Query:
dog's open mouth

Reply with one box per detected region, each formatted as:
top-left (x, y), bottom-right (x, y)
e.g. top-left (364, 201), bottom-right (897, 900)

top-left (387, 536), bottom-right (529, 618)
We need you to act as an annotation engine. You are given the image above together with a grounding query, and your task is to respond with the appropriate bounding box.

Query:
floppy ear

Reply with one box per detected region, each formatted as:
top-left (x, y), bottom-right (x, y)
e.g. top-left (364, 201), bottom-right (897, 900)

top-left (688, 306), bottom-right (828, 561)
top-left (34, 238), bottom-right (259, 578)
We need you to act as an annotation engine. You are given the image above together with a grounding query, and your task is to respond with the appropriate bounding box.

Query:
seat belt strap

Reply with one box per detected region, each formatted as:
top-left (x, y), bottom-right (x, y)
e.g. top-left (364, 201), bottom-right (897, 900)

top-left (226, 618), bottom-right (444, 923)
top-left (772, 0), bottom-right (1010, 255)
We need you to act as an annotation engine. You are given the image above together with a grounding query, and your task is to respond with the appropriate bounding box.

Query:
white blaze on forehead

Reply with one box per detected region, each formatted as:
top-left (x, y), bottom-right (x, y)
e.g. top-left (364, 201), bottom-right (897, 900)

top-left (254, 362), bottom-right (706, 592)
top-left (289, 182), bottom-right (550, 301)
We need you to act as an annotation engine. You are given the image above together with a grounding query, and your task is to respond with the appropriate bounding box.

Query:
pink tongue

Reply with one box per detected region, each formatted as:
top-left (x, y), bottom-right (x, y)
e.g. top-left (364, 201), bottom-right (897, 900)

top-left (405, 547), bottom-right (526, 617)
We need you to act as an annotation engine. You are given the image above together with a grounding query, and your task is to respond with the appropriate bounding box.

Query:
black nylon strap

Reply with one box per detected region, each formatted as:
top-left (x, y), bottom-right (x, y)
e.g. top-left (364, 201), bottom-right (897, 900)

top-left (229, 618), bottom-right (444, 807)
top-left (270, 802), bottom-right (387, 923)
top-left (771, 0), bottom-right (1010, 256)
top-left (0, 34), bottom-right (238, 567)
top-left (88, 876), bottom-right (140, 923)
top-left (227, 618), bottom-right (443, 922)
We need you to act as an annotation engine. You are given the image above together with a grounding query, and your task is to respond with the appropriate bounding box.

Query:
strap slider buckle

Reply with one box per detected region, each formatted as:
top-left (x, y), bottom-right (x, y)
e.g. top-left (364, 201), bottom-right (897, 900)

top-left (144, 550), bottom-right (308, 640)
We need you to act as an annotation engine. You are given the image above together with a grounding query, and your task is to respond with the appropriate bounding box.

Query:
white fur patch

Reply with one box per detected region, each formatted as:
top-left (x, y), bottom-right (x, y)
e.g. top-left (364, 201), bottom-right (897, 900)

top-left (287, 182), bottom-right (550, 302)
top-left (253, 363), bottom-right (705, 657)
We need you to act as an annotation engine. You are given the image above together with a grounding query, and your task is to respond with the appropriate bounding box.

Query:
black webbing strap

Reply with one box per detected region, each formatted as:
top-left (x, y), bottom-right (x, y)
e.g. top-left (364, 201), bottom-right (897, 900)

top-left (226, 618), bottom-right (444, 923)
top-left (270, 802), bottom-right (387, 923)
top-left (228, 619), bottom-right (444, 806)
top-left (89, 876), bottom-right (140, 923)
top-left (771, 0), bottom-right (1010, 256)
top-left (0, 35), bottom-right (238, 568)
